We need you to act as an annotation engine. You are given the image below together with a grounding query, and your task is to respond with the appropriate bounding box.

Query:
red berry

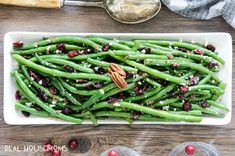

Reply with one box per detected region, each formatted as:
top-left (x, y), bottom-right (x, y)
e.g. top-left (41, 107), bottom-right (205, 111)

top-left (193, 49), bottom-right (204, 55)
top-left (13, 41), bottom-right (23, 47)
top-left (15, 90), bottom-right (21, 100)
top-left (52, 149), bottom-right (61, 156)
top-left (68, 139), bottom-right (79, 150)
top-left (177, 47), bottom-right (188, 52)
top-left (49, 86), bottom-right (58, 95)
top-left (102, 44), bottom-right (110, 51)
top-left (206, 44), bottom-right (216, 52)
top-left (183, 102), bottom-right (192, 111)
top-left (43, 143), bottom-right (54, 153)
top-left (56, 43), bottom-right (66, 51)
top-left (108, 150), bottom-right (119, 156)
top-left (67, 50), bottom-right (79, 57)
top-left (179, 85), bottom-right (188, 93)
top-left (185, 144), bottom-right (196, 155)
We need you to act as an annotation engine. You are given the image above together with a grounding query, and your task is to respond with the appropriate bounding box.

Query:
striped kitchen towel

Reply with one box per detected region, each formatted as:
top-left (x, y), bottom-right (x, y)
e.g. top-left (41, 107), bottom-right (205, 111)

top-left (162, 0), bottom-right (235, 28)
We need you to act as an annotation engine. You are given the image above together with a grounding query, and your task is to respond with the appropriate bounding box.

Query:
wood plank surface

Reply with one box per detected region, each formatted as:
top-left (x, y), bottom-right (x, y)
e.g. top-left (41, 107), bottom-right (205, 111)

top-left (0, 4), bottom-right (234, 156)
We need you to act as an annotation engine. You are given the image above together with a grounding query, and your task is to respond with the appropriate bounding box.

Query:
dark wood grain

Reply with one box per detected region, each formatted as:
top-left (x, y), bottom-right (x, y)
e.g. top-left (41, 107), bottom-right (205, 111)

top-left (0, 4), bottom-right (234, 156)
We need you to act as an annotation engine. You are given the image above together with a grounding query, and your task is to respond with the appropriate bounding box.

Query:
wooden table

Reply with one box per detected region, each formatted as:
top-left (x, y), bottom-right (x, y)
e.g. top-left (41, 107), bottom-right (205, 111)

top-left (0, 4), bottom-right (234, 156)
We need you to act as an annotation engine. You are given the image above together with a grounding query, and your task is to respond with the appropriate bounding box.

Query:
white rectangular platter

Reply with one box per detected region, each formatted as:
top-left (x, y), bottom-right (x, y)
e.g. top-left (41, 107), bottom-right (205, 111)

top-left (4, 32), bottom-right (232, 125)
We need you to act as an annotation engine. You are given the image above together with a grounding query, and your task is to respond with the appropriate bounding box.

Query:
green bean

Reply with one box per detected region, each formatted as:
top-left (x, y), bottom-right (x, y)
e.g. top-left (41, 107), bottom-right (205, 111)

top-left (207, 100), bottom-right (229, 112)
top-left (144, 59), bottom-right (214, 75)
top-left (71, 81), bottom-right (95, 88)
top-left (125, 87), bottom-right (161, 102)
top-left (109, 54), bottom-right (188, 84)
top-left (71, 111), bottom-right (91, 118)
top-left (170, 102), bottom-right (223, 117)
top-left (43, 58), bottom-right (94, 73)
top-left (154, 98), bottom-right (179, 107)
top-left (58, 78), bottom-right (98, 96)
top-left (190, 94), bottom-right (212, 102)
top-left (87, 58), bottom-right (138, 73)
top-left (145, 78), bottom-right (161, 88)
top-left (88, 37), bottom-right (131, 50)
top-left (35, 53), bottom-right (63, 70)
top-left (13, 44), bottom-right (83, 55)
top-left (13, 54), bottom-right (111, 81)
top-left (90, 113), bottom-right (98, 126)
top-left (118, 102), bottom-right (202, 122)
top-left (189, 85), bottom-right (224, 95)
top-left (198, 74), bottom-right (212, 85)
top-left (29, 52), bottom-right (110, 62)
top-left (18, 36), bottom-right (101, 51)
top-left (144, 43), bottom-right (214, 64)
top-left (136, 40), bottom-right (224, 64)
top-left (90, 102), bottom-right (114, 111)
top-left (15, 102), bottom-right (50, 117)
top-left (168, 110), bottom-right (202, 116)
top-left (13, 70), bottom-right (82, 123)
top-left (118, 40), bottom-right (135, 47)
top-left (77, 89), bottom-right (104, 110)
top-left (51, 77), bottom-right (65, 96)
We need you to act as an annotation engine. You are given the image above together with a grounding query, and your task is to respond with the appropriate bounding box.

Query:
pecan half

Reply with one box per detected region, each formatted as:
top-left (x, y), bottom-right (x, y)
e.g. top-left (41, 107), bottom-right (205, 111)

top-left (111, 72), bottom-right (128, 89)
top-left (108, 63), bottom-right (126, 79)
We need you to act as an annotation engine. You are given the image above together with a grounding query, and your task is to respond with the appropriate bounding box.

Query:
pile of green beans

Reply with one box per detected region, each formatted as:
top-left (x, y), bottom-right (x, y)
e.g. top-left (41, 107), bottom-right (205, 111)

top-left (12, 36), bottom-right (228, 125)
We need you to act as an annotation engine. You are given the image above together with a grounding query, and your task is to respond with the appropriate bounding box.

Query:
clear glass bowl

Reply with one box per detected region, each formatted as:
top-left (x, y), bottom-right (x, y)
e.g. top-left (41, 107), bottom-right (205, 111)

top-left (100, 146), bottom-right (140, 156)
top-left (170, 142), bottom-right (222, 156)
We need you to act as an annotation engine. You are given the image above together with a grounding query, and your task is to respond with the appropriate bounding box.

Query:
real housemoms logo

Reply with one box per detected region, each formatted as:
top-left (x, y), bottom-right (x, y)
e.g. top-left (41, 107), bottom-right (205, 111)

top-left (4, 145), bottom-right (68, 152)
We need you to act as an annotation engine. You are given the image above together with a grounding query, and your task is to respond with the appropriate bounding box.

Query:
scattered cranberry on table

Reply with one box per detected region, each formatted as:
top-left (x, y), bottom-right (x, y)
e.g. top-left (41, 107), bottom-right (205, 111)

top-left (68, 138), bottom-right (79, 150)
top-left (13, 41), bottom-right (23, 47)
top-left (185, 144), bottom-right (196, 155)
top-left (108, 150), bottom-right (119, 156)
top-left (52, 149), bottom-right (61, 156)
top-left (43, 143), bottom-right (54, 153)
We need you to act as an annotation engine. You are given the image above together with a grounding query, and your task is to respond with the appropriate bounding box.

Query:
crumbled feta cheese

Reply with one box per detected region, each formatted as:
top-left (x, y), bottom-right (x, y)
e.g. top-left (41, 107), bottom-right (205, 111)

top-left (114, 102), bottom-right (120, 107)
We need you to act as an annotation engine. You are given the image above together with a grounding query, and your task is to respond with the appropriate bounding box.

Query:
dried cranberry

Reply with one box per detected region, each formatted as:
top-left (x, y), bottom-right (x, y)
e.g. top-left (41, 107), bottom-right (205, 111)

top-left (193, 49), bottom-right (204, 55)
top-left (135, 81), bottom-right (147, 95)
top-left (84, 48), bottom-right (93, 54)
top-left (22, 55), bottom-right (32, 59)
top-left (92, 66), bottom-right (106, 74)
top-left (107, 97), bottom-right (118, 103)
top-left (68, 139), bottom-right (79, 150)
top-left (183, 102), bottom-right (191, 111)
top-left (56, 43), bottom-right (66, 51)
top-left (102, 44), bottom-right (110, 51)
top-left (49, 86), bottom-right (58, 95)
top-left (208, 61), bottom-right (219, 70)
top-left (29, 69), bottom-right (41, 81)
top-left (178, 94), bottom-right (185, 100)
top-left (189, 76), bottom-right (199, 86)
top-left (67, 50), bottom-right (79, 57)
top-left (15, 90), bottom-right (21, 100)
top-left (206, 44), bottom-right (216, 52)
top-left (38, 89), bottom-right (48, 100)
top-left (13, 41), bottom-right (23, 47)
top-left (199, 101), bottom-right (210, 108)
top-left (52, 149), bottom-right (61, 156)
top-left (172, 63), bottom-right (180, 69)
top-left (76, 79), bottom-right (88, 83)
top-left (131, 111), bottom-right (141, 120)
top-left (31, 104), bottom-right (43, 111)
top-left (179, 85), bottom-right (188, 93)
top-left (177, 47), bottom-right (187, 52)
top-left (139, 47), bottom-right (151, 54)
top-left (118, 92), bottom-right (127, 99)
top-left (62, 107), bottom-right (72, 114)
top-left (64, 65), bottom-right (74, 72)
top-left (41, 78), bottom-right (51, 87)
top-left (21, 111), bottom-right (30, 117)
top-left (126, 72), bottom-right (134, 78)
